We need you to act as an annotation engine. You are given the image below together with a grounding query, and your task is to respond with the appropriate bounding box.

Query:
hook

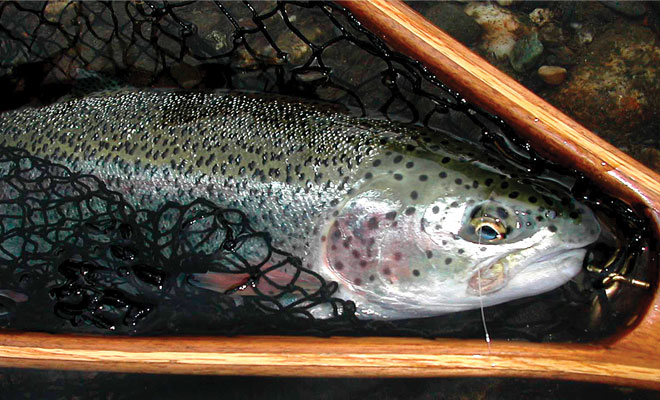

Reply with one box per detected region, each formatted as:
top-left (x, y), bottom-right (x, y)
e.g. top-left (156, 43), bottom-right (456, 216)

top-left (586, 264), bottom-right (650, 289)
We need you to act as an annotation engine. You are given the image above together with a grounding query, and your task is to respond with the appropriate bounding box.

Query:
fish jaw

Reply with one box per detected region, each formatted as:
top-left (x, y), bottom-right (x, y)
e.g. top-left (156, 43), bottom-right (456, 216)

top-left (462, 206), bottom-right (601, 308)
top-left (466, 248), bottom-right (586, 305)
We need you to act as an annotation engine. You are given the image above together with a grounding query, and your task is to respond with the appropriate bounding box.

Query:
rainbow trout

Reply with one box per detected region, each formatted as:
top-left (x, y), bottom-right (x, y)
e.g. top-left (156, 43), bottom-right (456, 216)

top-left (0, 91), bottom-right (600, 319)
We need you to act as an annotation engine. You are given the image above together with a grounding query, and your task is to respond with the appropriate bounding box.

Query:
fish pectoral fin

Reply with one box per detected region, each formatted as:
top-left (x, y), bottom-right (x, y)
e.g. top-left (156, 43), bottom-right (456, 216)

top-left (0, 290), bottom-right (28, 303)
top-left (189, 267), bottom-right (324, 297)
top-left (467, 261), bottom-right (508, 295)
top-left (189, 272), bottom-right (257, 295)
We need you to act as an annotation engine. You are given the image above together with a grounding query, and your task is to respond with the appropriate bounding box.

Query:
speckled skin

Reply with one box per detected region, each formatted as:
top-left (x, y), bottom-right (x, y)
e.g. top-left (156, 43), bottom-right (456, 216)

top-left (0, 91), bottom-right (601, 319)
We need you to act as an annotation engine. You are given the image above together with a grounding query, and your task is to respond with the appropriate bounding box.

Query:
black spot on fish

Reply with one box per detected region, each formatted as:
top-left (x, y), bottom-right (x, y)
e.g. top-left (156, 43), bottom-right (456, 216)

top-left (383, 267), bottom-right (391, 275)
top-left (394, 252), bottom-right (402, 261)
top-left (500, 182), bottom-right (509, 189)
top-left (412, 269), bottom-right (420, 277)
top-left (368, 217), bottom-right (379, 229)
top-left (458, 249), bottom-right (465, 254)
top-left (385, 211), bottom-right (397, 220)
top-left (432, 206), bottom-right (440, 214)
top-left (450, 201), bottom-right (459, 208)
top-left (455, 178), bottom-right (462, 185)
top-left (393, 155), bottom-right (403, 163)
top-left (508, 191), bottom-right (519, 199)
top-left (406, 144), bottom-right (416, 152)
top-left (369, 275), bottom-right (375, 281)
top-left (352, 250), bottom-right (360, 258)
top-left (472, 181), bottom-right (479, 188)
top-left (485, 178), bottom-right (493, 186)
top-left (439, 172), bottom-right (447, 179)
top-left (536, 216), bottom-right (543, 221)
top-left (373, 159), bottom-right (381, 167)
top-left (394, 174), bottom-right (403, 181)
top-left (365, 172), bottom-right (373, 179)
top-left (496, 207), bottom-right (509, 219)
top-left (548, 225), bottom-right (557, 232)
top-left (569, 211), bottom-right (579, 219)
top-left (335, 261), bottom-right (344, 270)
top-left (426, 250), bottom-right (433, 259)
top-left (410, 191), bottom-right (418, 200)
top-left (445, 258), bottom-right (452, 265)
top-left (360, 260), bottom-right (368, 267)
top-left (405, 207), bottom-right (416, 216)
top-left (354, 278), bottom-right (362, 286)
top-left (406, 161), bottom-right (414, 169)
top-left (470, 206), bottom-right (483, 218)
top-left (542, 196), bottom-right (554, 206)
top-left (528, 196), bottom-right (537, 203)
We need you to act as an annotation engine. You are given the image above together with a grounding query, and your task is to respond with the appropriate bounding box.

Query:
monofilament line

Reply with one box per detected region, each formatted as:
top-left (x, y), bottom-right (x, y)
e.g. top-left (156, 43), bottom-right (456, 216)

top-left (477, 212), bottom-right (491, 353)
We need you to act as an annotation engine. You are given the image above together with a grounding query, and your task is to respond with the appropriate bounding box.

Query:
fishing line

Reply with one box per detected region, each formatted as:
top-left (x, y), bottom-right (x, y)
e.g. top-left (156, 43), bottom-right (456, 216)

top-left (477, 194), bottom-right (494, 353)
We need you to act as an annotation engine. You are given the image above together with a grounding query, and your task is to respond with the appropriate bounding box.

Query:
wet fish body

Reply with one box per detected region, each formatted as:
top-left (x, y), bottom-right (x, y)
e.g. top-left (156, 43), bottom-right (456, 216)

top-left (0, 91), bottom-right (601, 319)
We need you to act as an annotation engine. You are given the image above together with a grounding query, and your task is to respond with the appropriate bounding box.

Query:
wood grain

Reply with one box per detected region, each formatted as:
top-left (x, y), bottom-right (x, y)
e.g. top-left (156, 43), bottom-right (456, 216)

top-left (335, 1), bottom-right (660, 226)
top-left (1, 0), bottom-right (660, 389)
top-left (336, 0), bottom-right (660, 385)
top-left (0, 334), bottom-right (659, 389)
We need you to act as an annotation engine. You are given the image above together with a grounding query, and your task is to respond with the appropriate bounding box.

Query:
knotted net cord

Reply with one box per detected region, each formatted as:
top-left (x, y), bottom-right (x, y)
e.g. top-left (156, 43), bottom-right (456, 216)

top-left (0, 1), bottom-right (651, 340)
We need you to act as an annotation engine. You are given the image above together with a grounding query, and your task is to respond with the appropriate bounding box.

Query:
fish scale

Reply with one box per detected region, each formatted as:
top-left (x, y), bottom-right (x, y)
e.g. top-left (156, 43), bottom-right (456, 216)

top-left (0, 90), bottom-right (601, 319)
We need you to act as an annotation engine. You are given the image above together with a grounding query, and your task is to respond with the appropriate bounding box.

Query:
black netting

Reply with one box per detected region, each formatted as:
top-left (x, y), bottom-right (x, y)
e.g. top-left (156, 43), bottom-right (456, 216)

top-left (0, 1), bottom-right (654, 341)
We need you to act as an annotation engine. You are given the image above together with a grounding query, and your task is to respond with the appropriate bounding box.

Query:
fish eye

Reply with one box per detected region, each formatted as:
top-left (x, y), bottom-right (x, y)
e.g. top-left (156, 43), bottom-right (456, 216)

top-left (457, 202), bottom-right (528, 245)
top-left (472, 218), bottom-right (506, 242)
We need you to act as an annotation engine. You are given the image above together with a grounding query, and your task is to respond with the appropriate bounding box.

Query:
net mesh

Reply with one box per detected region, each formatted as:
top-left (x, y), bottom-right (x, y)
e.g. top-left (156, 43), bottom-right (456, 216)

top-left (0, 1), bottom-right (653, 340)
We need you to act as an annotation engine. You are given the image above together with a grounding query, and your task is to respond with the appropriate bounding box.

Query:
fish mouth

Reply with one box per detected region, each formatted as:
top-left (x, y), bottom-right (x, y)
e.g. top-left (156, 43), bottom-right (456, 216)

top-left (467, 247), bottom-right (587, 296)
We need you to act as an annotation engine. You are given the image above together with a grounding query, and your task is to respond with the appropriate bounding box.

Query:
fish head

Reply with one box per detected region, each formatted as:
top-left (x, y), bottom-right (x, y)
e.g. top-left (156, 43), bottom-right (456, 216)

top-left (321, 152), bottom-right (601, 319)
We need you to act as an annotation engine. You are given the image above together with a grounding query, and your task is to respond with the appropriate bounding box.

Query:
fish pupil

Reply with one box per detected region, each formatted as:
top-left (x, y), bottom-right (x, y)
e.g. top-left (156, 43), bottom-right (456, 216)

top-left (477, 225), bottom-right (499, 241)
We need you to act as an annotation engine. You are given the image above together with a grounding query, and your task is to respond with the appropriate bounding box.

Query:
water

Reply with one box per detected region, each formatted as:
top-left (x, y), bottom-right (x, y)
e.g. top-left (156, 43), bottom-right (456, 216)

top-left (0, 1), bottom-right (655, 342)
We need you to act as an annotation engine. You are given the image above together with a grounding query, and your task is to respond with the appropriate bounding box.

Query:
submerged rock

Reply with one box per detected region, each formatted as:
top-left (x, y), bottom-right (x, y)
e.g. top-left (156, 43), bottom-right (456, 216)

top-left (537, 65), bottom-right (567, 85)
top-left (170, 63), bottom-right (203, 89)
top-left (538, 23), bottom-right (565, 48)
top-left (426, 3), bottom-right (482, 46)
top-left (510, 32), bottom-right (544, 72)
top-left (529, 8), bottom-right (554, 26)
top-left (600, 1), bottom-right (646, 17)
top-left (550, 24), bottom-right (660, 141)
top-left (545, 46), bottom-right (577, 66)
top-left (464, 2), bottom-right (524, 60)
